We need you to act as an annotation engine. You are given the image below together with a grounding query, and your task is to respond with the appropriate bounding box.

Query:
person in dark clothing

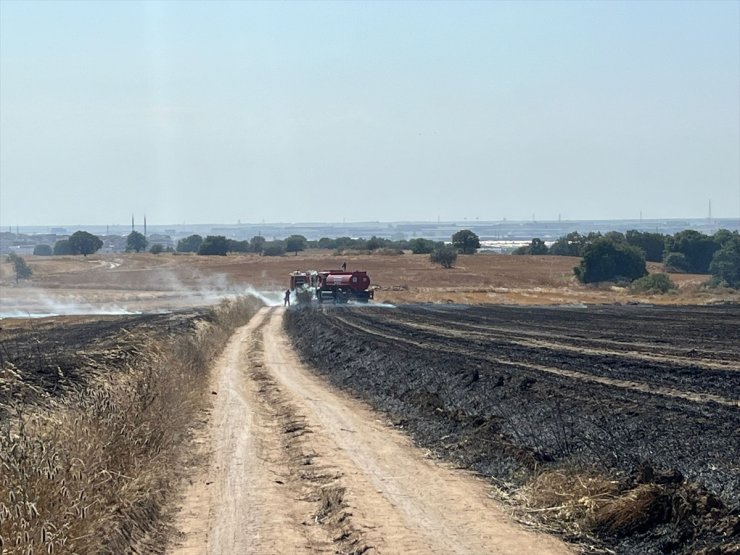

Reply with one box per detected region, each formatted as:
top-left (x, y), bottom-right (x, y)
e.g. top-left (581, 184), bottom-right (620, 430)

top-left (284, 289), bottom-right (291, 307)
top-left (341, 262), bottom-right (347, 271)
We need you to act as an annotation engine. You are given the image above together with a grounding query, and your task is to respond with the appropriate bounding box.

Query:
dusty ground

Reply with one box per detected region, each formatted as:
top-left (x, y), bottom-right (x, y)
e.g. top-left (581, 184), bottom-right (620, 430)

top-left (1, 251), bottom-right (734, 317)
top-left (170, 307), bottom-right (573, 554)
top-left (285, 304), bottom-right (740, 554)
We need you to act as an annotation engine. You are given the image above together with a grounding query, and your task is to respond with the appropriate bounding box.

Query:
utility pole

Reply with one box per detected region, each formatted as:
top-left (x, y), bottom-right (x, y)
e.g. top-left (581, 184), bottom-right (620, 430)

top-left (131, 214), bottom-right (134, 233)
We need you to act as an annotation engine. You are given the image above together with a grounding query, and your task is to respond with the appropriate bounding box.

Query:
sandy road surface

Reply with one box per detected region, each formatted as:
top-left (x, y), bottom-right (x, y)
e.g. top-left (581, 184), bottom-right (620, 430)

top-left (170, 307), bottom-right (572, 554)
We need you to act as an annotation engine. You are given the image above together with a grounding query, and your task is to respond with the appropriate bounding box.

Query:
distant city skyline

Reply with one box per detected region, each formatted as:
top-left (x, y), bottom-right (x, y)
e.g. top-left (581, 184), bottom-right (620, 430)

top-left (1, 1), bottom-right (739, 226)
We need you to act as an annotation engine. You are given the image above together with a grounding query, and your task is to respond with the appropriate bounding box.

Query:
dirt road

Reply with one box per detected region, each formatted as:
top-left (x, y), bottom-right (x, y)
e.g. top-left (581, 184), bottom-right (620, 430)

top-left (170, 307), bottom-right (572, 554)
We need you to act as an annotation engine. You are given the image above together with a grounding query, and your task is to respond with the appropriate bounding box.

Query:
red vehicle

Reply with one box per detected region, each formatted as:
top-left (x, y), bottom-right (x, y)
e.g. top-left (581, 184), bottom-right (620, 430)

top-left (316, 270), bottom-right (373, 303)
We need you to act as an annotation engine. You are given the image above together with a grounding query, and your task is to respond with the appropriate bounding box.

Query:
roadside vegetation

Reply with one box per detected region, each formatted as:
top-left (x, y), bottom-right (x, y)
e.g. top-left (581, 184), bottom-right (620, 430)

top-left (0, 296), bottom-right (262, 553)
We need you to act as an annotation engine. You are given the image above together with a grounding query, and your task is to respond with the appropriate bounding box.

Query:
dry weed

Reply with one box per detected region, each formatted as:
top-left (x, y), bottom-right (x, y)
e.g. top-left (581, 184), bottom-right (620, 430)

top-left (515, 469), bottom-right (619, 536)
top-left (592, 483), bottom-right (669, 535)
top-left (0, 296), bottom-right (262, 553)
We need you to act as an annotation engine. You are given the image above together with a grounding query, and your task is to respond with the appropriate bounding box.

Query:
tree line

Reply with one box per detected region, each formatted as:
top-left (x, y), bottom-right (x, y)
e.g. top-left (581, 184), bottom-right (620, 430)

top-left (172, 229), bottom-right (481, 260)
top-left (514, 229), bottom-right (740, 287)
top-left (14, 226), bottom-right (739, 288)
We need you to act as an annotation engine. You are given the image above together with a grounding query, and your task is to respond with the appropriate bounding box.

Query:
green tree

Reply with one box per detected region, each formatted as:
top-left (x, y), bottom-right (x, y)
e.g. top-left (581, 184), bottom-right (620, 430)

top-left (334, 237), bottom-right (357, 249)
top-left (451, 230), bottom-right (480, 254)
top-left (603, 231), bottom-right (626, 243)
top-left (430, 245), bottom-right (458, 268)
top-left (249, 235), bottom-right (266, 254)
top-left (285, 234), bottom-right (308, 255)
top-left (549, 232), bottom-right (586, 257)
top-left (366, 236), bottom-right (388, 251)
top-left (574, 237), bottom-right (647, 284)
top-left (262, 241), bottom-right (286, 256)
top-left (625, 230), bottom-right (666, 263)
top-left (664, 230), bottom-right (720, 273)
top-left (709, 236), bottom-right (740, 288)
top-left (176, 234), bottom-right (203, 253)
top-left (69, 231), bottom-right (103, 256)
top-left (33, 244), bottom-right (52, 256)
top-left (149, 243), bottom-right (164, 255)
top-left (198, 235), bottom-right (229, 256)
top-left (126, 231), bottom-right (148, 253)
top-left (713, 229), bottom-right (738, 248)
top-left (409, 238), bottom-right (439, 254)
top-left (226, 239), bottom-right (250, 253)
top-left (514, 238), bottom-right (548, 255)
top-left (317, 237), bottom-right (336, 249)
top-left (53, 239), bottom-right (73, 255)
top-left (664, 252), bottom-right (690, 273)
top-left (7, 252), bottom-right (32, 282)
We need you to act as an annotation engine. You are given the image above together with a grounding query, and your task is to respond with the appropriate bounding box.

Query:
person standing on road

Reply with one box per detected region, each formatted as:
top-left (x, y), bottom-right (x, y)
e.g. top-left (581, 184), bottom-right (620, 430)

top-left (284, 289), bottom-right (291, 307)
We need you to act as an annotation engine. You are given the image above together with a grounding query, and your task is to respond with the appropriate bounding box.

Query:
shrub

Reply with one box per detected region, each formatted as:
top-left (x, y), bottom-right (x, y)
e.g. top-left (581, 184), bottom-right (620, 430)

top-left (198, 235), bottom-right (229, 256)
top-left (262, 241), bottom-right (286, 256)
top-left (549, 232), bottom-right (586, 257)
top-left (513, 238), bottom-right (548, 255)
top-left (409, 238), bottom-right (439, 254)
top-left (149, 243), bottom-right (164, 254)
top-left (664, 252), bottom-right (690, 273)
top-left (33, 244), bottom-right (52, 256)
top-left (53, 239), bottom-right (73, 255)
top-left (430, 245), bottom-right (458, 268)
top-left (177, 234), bottom-right (203, 253)
top-left (709, 237), bottom-right (740, 288)
top-left (574, 238), bottom-right (647, 284)
top-left (630, 273), bottom-right (676, 294)
top-left (376, 247), bottom-right (404, 256)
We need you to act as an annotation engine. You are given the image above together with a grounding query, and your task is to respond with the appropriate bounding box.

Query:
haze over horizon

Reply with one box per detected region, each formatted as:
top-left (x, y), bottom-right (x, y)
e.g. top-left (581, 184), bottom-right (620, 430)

top-left (1, 1), bottom-right (739, 227)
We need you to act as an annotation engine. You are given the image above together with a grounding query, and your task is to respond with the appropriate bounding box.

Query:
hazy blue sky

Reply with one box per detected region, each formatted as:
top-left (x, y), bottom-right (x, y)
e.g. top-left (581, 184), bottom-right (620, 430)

top-left (1, 0), bottom-right (738, 226)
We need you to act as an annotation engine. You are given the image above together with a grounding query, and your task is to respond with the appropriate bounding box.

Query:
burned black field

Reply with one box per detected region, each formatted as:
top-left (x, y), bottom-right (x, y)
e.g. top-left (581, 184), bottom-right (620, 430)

top-left (285, 304), bottom-right (740, 554)
top-left (0, 311), bottom-right (204, 411)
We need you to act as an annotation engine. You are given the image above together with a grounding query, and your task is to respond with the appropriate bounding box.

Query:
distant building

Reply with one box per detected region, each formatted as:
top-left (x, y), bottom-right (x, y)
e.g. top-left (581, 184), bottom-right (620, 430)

top-left (9, 245), bottom-right (34, 255)
top-left (148, 234), bottom-right (174, 249)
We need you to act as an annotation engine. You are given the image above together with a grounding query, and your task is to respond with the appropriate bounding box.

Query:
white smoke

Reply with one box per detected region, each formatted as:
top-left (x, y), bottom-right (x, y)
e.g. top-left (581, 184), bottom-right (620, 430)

top-left (0, 268), bottom-right (283, 319)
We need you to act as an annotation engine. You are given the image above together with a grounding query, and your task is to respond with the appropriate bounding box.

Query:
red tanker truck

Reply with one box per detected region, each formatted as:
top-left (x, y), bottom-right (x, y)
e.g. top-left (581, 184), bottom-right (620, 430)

top-left (317, 270), bottom-right (374, 303)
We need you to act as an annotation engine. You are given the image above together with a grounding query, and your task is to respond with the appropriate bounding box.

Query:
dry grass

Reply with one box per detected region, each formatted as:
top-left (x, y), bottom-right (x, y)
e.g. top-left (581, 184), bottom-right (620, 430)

top-left (516, 469), bottom-right (687, 543)
top-left (0, 296), bottom-right (262, 554)
top-left (592, 483), bottom-right (667, 535)
top-left (514, 469), bottom-right (620, 537)
top-left (3, 250), bottom-right (736, 309)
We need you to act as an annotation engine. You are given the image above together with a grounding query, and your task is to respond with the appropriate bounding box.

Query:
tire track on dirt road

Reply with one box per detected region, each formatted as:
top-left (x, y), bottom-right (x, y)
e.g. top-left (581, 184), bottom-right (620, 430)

top-left (170, 307), bottom-right (316, 554)
top-left (261, 308), bottom-right (573, 554)
top-left (170, 307), bottom-right (574, 554)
